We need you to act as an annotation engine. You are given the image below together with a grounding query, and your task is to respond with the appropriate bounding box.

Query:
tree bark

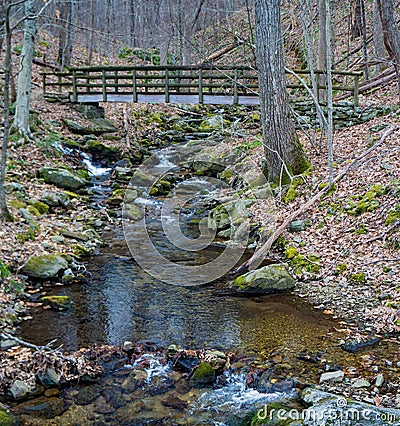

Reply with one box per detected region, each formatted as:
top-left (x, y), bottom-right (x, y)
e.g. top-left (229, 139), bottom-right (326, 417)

top-left (318, 0), bottom-right (327, 102)
top-left (376, 0), bottom-right (400, 99)
top-left (255, 0), bottom-right (308, 184)
top-left (14, 0), bottom-right (36, 137)
top-left (0, 3), bottom-right (13, 221)
top-left (374, 0), bottom-right (388, 71)
top-left (57, 0), bottom-right (73, 68)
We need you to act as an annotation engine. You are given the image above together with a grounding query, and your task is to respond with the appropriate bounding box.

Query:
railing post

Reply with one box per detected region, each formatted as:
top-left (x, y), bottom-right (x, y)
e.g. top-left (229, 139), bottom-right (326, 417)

top-left (165, 69), bottom-right (170, 103)
top-left (233, 68), bottom-right (238, 105)
top-left (198, 69), bottom-right (203, 104)
top-left (354, 74), bottom-right (359, 107)
top-left (102, 70), bottom-right (107, 102)
top-left (132, 69), bottom-right (137, 102)
top-left (72, 71), bottom-right (77, 102)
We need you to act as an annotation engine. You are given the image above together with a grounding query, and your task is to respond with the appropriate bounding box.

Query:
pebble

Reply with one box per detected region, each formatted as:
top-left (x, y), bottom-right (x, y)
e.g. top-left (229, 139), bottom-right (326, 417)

top-left (320, 370), bottom-right (344, 384)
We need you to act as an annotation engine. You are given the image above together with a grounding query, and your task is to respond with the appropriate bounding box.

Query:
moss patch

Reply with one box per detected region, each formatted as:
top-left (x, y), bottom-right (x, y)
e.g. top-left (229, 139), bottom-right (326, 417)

top-left (347, 184), bottom-right (386, 215)
top-left (385, 204), bottom-right (400, 225)
top-left (284, 245), bottom-right (320, 274)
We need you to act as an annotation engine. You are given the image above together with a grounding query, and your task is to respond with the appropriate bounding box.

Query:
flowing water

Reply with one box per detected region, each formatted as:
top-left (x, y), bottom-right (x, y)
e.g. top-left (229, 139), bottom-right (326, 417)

top-left (15, 140), bottom-right (399, 425)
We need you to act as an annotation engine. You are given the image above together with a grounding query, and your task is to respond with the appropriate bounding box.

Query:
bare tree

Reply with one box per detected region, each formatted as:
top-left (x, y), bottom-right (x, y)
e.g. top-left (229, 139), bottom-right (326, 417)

top-left (14, 0), bottom-right (36, 137)
top-left (255, 0), bottom-right (309, 183)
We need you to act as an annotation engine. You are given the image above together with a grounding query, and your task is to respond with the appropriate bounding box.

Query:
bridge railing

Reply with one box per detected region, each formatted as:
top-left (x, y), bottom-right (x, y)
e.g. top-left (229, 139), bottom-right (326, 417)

top-left (41, 65), bottom-right (362, 106)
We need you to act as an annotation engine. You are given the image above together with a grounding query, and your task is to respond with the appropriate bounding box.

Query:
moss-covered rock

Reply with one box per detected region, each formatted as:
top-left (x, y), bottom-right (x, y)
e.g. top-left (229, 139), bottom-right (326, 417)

top-left (192, 362), bottom-right (216, 385)
top-left (231, 264), bottom-right (296, 294)
top-left (23, 254), bottom-right (68, 279)
top-left (86, 139), bottom-right (120, 165)
top-left (40, 295), bottom-right (71, 310)
top-left (284, 246), bottom-right (321, 274)
top-left (30, 201), bottom-right (49, 214)
top-left (40, 167), bottom-right (88, 191)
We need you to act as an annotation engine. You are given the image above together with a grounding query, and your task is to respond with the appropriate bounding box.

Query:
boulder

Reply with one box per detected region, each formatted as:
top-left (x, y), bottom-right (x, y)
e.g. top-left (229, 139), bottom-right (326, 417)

top-left (37, 368), bottom-right (60, 387)
top-left (86, 140), bottom-right (120, 165)
top-left (319, 370), bottom-right (344, 384)
top-left (192, 362), bottom-right (216, 385)
top-left (41, 191), bottom-right (70, 208)
top-left (23, 254), bottom-right (68, 279)
top-left (63, 118), bottom-right (117, 135)
top-left (40, 167), bottom-right (88, 191)
top-left (231, 264), bottom-right (296, 294)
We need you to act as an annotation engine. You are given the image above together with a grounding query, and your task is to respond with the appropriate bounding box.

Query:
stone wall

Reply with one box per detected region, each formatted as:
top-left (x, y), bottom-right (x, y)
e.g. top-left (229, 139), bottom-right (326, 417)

top-left (292, 101), bottom-right (396, 130)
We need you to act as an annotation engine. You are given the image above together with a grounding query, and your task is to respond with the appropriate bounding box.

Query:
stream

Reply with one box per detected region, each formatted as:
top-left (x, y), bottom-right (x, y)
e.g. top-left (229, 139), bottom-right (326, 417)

top-left (14, 136), bottom-right (399, 425)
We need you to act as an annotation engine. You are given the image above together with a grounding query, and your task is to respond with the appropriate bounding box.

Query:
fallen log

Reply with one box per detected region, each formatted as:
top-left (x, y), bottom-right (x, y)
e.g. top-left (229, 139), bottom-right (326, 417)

top-left (234, 126), bottom-right (398, 274)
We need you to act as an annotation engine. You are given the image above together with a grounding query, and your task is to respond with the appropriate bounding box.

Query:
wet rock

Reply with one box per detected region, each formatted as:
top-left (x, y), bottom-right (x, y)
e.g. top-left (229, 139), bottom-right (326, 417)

top-left (102, 387), bottom-right (126, 409)
top-left (61, 268), bottom-right (75, 283)
top-left (9, 380), bottom-right (35, 400)
top-left (40, 167), bottom-right (88, 190)
top-left (162, 395), bottom-right (187, 410)
top-left (166, 345), bottom-right (179, 359)
top-left (60, 229), bottom-right (89, 242)
top-left (0, 409), bottom-right (18, 426)
top-left (123, 204), bottom-right (143, 221)
top-left (204, 350), bottom-right (226, 372)
top-left (73, 384), bottom-right (102, 405)
top-left (172, 351), bottom-right (200, 372)
top-left (40, 295), bottom-right (71, 310)
top-left (319, 370), bottom-right (344, 384)
top-left (37, 368), bottom-right (60, 387)
top-left (63, 118), bottom-right (117, 135)
top-left (86, 139), bottom-right (120, 165)
top-left (23, 254), bottom-right (68, 279)
top-left (231, 264), bottom-right (296, 294)
top-left (13, 396), bottom-right (66, 418)
top-left (121, 369), bottom-right (147, 393)
top-left (192, 362), bottom-right (216, 386)
top-left (114, 166), bottom-right (133, 182)
top-left (342, 337), bottom-right (380, 353)
top-left (198, 115), bottom-right (228, 132)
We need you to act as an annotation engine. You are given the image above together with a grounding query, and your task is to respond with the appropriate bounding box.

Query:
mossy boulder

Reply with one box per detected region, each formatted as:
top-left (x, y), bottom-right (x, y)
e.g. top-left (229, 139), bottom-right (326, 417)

top-left (40, 167), bottom-right (88, 191)
top-left (231, 264), bottom-right (296, 294)
top-left (0, 409), bottom-right (18, 426)
top-left (86, 140), bottom-right (120, 165)
top-left (63, 118), bottom-right (117, 135)
top-left (192, 362), bottom-right (216, 386)
top-left (198, 115), bottom-right (229, 132)
top-left (30, 201), bottom-right (49, 214)
top-left (23, 254), bottom-right (68, 279)
top-left (40, 295), bottom-right (71, 310)
top-left (123, 204), bottom-right (143, 221)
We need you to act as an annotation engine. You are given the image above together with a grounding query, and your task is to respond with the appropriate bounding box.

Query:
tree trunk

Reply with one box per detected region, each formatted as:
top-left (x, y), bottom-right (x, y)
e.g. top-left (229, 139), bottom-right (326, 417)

top-left (0, 4), bottom-right (13, 222)
top-left (14, 0), bottom-right (36, 137)
top-left (351, 0), bottom-right (363, 40)
top-left (255, 0), bottom-right (308, 184)
top-left (57, 0), bottom-right (73, 68)
top-left (376, 0), bottom-right (400, 99)
top-left (374, 0), bottom-right (388, 70)
top-left (318, 0), bottom-right (327, 102)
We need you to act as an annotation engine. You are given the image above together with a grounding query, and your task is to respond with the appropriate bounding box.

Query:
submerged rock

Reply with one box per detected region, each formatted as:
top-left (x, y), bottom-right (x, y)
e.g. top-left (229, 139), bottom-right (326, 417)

top-left (40, 295), bottom-right (71, 310)
top-left (231, 264), bottom-right (296, 294)
top-left (23, 254), bottom-right (68, 279)
top-left (40, 167), bottom-right (88, 191)
top-left (13, 396), bottom-right (66, 419)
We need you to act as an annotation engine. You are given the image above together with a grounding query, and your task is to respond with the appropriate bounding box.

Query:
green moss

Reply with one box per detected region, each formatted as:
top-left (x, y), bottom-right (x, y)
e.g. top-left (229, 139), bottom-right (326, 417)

top-left (354, 223), bottom-right (368, 234)
top-left (284, 186), bottom-right (298, 203)
top-left (348, 184), bottom-right (386, 215)
top-left (348, 272), bottom-right (366, 284)
top-left (16, 228), bottom-right (35, 243)
top-left (41, 295), bottom-right (70, 310)
top-left (385, 204), bottom-right (400, 225)
top-left (284, 245), bottom-right (320, 274)
top-left (0, 409), bottom-right (18, 426)
top-left (31, 201), bottom-right (49, 214)
top-left (192, 362), bottom-right (215, 385)
top-left (334, 263), bottom-right (347, 275)
top-left (72, 244), bottom-right (93, 258)
top-left (27, 205), bottom-right (41, 216)
top-left (10, 199), bottom-right (26, 209)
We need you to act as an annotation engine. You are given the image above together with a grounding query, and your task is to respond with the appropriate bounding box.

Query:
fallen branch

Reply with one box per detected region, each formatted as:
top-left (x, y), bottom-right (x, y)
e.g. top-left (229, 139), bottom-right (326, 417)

top-left (234, 126), bottom-right (398, 273)
top-left (1, 332), bottom-right (58, 352)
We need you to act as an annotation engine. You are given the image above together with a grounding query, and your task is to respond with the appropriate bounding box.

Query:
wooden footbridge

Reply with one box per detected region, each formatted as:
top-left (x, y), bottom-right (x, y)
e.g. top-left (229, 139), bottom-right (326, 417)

top-left (42, 65), bottom-right (362, 106)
